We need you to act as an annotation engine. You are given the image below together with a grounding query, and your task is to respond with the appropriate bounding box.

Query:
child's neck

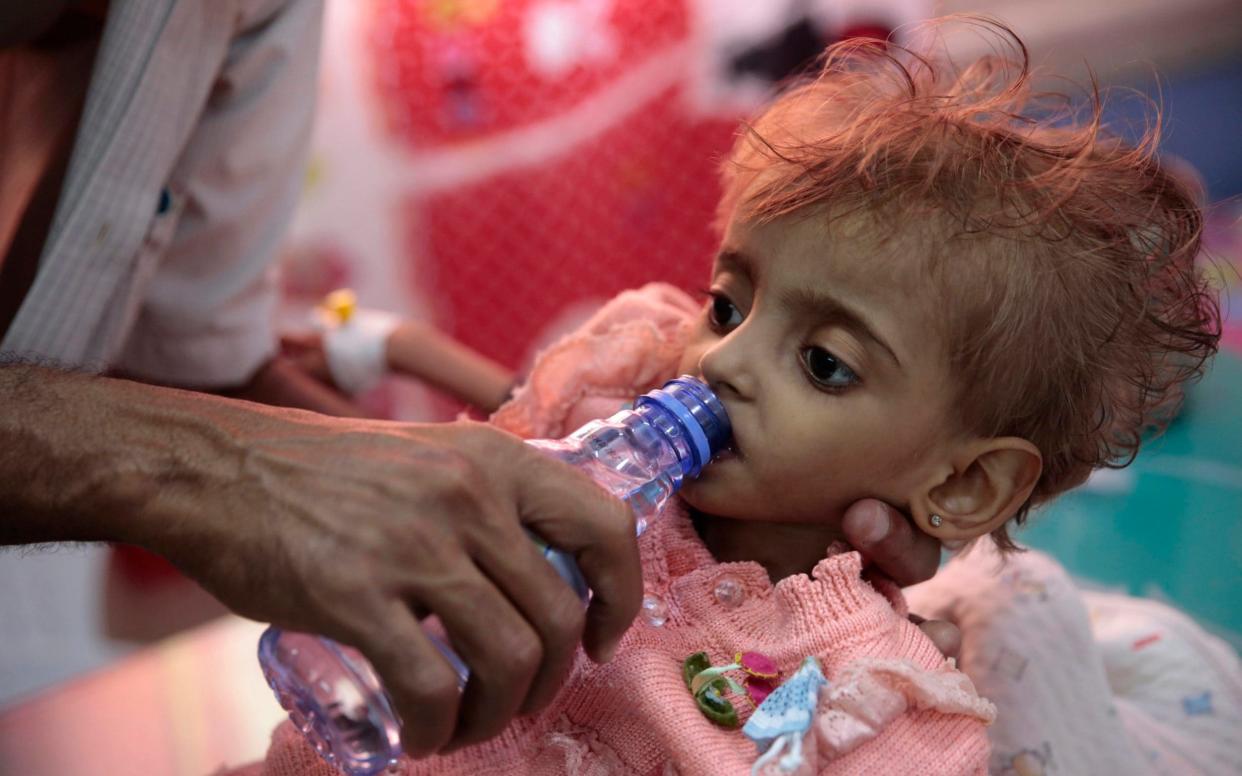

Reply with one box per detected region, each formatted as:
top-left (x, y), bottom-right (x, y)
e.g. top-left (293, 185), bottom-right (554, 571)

top-left (689, 508), bottom-right (848, 583)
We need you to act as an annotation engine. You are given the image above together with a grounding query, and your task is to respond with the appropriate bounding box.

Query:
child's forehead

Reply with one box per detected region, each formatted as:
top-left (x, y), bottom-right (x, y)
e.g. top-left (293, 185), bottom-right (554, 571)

top-left (717, 206), bottom-right (938, 295)
top-left (716, 208), bottom-right (957, 369)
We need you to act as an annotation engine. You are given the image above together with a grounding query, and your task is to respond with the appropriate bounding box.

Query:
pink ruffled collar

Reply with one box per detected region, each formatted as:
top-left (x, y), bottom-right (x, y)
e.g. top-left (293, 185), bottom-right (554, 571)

top-left (638, 498), bottom-right (906, 622)
top-left (647, 500), bottom-right (854, 585)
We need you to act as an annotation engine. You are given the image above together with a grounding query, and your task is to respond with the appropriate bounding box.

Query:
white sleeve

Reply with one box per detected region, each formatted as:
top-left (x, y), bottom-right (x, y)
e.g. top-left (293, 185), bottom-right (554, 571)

top-left (114, 0), bottom-right (325, 389)
top-left (904, 544), bottom-right (1157, 776)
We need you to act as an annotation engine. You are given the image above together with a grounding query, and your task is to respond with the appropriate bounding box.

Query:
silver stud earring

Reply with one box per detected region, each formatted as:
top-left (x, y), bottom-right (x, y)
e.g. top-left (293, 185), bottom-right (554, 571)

top-left (929, 514), bottom-right (943, 528)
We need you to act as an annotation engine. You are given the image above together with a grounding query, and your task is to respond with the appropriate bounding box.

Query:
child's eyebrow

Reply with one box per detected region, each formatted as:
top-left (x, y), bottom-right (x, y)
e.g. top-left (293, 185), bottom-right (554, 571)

top-left (716, 248), bottom-right (901, 369)
top-left (715, 249), bottom-right (754, 280)
top-left (778, 286), bottom-right (902, 369)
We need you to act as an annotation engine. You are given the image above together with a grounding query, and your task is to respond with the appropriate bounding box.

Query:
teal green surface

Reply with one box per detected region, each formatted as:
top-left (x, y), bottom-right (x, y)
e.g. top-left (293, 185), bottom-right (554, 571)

top-left (1016, 352), bottom-right (1242, 648)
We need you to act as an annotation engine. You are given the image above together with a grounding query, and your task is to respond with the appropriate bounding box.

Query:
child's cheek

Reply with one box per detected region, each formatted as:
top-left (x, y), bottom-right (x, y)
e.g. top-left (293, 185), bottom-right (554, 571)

top-left (677, 338), bottom-right (708, 376)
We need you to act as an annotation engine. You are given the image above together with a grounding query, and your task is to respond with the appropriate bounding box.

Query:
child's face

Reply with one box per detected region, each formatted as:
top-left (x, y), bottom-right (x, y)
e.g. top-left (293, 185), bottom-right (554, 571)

top-left (677, 210), bottom-right (964, 528)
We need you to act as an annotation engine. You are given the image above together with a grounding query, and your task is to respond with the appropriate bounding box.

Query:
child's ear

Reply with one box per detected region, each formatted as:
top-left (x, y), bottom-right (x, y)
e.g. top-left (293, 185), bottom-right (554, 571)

top-left (910, 438), bottom-right (1042, 541)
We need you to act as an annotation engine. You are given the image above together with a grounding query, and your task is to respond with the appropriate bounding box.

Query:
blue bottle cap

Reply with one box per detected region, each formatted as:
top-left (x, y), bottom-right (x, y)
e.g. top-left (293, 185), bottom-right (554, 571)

top-left (636, 376), bottom-right (731, 476)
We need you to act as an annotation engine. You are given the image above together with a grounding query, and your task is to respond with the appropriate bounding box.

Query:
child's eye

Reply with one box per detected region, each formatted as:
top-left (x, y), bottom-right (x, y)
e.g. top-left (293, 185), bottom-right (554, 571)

top-left (707, 293), bottom-right (744, 331)
top-left (800, 346), bottom-right (859, 390)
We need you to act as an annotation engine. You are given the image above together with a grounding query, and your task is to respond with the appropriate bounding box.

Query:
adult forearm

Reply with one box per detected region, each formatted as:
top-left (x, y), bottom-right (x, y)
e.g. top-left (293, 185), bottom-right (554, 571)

top-left (0, 362), bottom-right (647, 755)
top-left (0, 364), bottom-right (257, 550)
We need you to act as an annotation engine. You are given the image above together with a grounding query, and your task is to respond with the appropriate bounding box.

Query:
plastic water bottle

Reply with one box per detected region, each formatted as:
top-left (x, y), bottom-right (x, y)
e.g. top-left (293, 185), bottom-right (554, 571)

top-left (258, 376), bottom-right (730, 776)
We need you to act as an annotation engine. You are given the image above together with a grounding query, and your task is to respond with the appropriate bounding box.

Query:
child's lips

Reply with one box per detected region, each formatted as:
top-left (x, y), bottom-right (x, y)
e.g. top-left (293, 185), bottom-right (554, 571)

top-left (714, 438), bottom-right (743, 462)
top-left (711, 393), bottom-right (743, 461)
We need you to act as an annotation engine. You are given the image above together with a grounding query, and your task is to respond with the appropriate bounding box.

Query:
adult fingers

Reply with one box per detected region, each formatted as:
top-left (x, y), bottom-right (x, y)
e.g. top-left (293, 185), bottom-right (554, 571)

top-left (467, 528), bottom-right (586, 716)
top-left (352, 602), bottom-right (464, 758)
top-left (279, 331), bottom-right (322, 352)
top-left (914, 617), bottom-right (962, 660)
top-left (279, 332), bottom-right (332, 382)
top-left (512, 451), bottom-right (642, 665)
top-left (420, 568), bottom-right (543, 750)
top-left (842, 499), bottom-right (941, 588)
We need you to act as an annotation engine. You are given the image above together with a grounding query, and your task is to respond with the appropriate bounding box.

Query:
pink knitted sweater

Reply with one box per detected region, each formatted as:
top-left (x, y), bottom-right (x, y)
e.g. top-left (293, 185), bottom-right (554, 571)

top-left (245, 284), bottom-right (992, 776)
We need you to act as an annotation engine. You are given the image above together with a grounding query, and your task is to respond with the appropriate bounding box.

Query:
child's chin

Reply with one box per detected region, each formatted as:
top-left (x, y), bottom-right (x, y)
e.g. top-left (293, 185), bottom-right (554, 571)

top-left (678, 479), bottom-right (730, 515)
top-left (677, 480), bottom-right (708, 510)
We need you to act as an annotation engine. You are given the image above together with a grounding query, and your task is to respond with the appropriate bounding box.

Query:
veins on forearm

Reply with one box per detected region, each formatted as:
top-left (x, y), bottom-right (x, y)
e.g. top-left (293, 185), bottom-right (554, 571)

top-left (0, 365), bottom-right (229, 546)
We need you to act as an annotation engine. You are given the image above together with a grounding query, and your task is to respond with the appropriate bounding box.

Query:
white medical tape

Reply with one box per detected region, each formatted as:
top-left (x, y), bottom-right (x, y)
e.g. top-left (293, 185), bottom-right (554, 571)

top-left (321, 309), bottom-right (400, 396)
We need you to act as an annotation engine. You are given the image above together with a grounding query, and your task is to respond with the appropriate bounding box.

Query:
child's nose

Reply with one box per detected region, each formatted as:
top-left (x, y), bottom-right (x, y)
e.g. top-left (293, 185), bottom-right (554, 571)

top-left (698, 334), bottom-right (757, 401)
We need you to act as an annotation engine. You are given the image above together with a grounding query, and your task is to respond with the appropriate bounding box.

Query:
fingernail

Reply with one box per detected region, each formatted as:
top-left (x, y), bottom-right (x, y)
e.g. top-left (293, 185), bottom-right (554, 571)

top-left (854, 503), bottom-right (890, 545)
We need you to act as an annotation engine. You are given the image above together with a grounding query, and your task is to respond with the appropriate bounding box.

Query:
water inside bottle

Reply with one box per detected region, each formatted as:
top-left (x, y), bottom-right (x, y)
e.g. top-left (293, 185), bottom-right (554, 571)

top-left (571, 455), bottom-right (675, 535)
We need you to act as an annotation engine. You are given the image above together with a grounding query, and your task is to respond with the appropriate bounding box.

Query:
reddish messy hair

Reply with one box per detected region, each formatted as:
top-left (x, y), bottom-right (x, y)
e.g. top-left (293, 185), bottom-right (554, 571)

top-left (720, 16), bottom-right (1221, 549)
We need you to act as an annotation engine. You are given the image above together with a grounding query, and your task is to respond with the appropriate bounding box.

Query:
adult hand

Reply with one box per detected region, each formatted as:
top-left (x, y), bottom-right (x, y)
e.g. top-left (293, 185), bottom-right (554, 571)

top-left (841, 499), bottom-right (962, 659)
top-left (170, 419), bottom-right (641, 757)
top-left (280, 330), bottom-right (332, 384)
top-left (282, 324), bottom-right (515, 413)
top-left (0, 367), bottom-right (640, 758)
